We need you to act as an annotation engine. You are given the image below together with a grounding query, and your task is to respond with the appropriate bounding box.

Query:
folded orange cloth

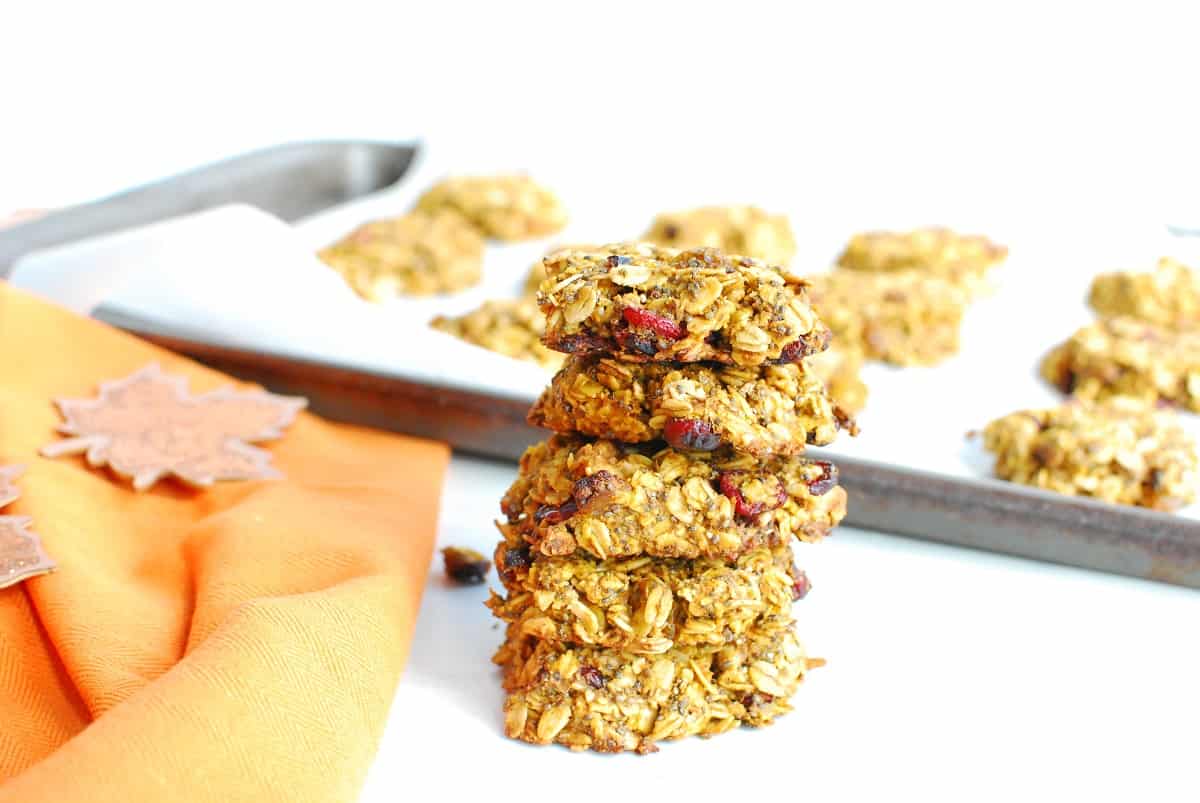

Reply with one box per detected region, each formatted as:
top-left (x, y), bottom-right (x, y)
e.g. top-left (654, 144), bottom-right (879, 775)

top-left (0, 283), bottom-right (449, 802)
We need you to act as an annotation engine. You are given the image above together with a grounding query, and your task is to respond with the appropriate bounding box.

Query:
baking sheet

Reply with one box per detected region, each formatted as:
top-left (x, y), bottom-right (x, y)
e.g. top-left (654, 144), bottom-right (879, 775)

top-left (12, 142), bottom-right (1200, 517)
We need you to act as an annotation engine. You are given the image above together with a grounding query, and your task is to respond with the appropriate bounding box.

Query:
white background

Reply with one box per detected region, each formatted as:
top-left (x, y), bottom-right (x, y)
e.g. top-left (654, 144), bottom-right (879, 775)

top-left (4, 3), bottom-right (1200, 801)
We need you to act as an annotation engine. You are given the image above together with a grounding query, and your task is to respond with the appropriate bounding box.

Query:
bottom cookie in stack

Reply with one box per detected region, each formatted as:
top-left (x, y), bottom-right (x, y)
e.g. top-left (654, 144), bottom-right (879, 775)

top-left (494, 615), bottom-right (820, 754)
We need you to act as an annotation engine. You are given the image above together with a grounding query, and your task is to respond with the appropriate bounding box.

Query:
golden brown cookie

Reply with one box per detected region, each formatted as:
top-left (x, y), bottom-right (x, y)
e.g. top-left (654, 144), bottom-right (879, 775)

top-left (495, 616), bottom-right (817, 753)
top-left (538, 244), bottom-right (830, 367)
top-left (499, 436), bottom-right (845, 562)
top-left (1041, 316), bottom-right (1200, 411)
top-left (643, 205), bottom-right (797, 265)
top-left (430, 297), bottom-right (564, 370)
top-left (415, 174), bottom-right (566, 241)
top-left (528, 356), bottom-right (848, 457)
top-left (835, 226), bottom-right (1007, 286)
top-left (318, 210), bottom-right (484, 298)
top-left (1088, 257), bottom-right (1200, 329)
top-left (982, 396), bottom-right (1198, 511)
top-left (805, 347), bottom-right (869, 416)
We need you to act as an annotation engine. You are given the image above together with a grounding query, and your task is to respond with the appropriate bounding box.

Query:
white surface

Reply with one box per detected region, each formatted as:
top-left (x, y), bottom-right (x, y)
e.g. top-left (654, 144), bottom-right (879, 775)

top-left (5, 5), bottom-right (1200, 799)
top-left (370, 455), bottom-right (1200, 803)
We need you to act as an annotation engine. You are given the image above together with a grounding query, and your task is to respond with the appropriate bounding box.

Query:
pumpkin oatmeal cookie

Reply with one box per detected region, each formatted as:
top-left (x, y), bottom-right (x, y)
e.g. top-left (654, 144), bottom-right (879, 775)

top-left (430, 297), bottom-right (564, 370)
top-left (538, 244), bottom-right (830, 367)
top-left (805, 346), bottom-right (869, 416)
top-left (495, 616), bottom-right (818, 753)
top-left (527, 356), bottom-right (849, 457)
top-left (807, 270), bottom-right (967, 366)
top-left (982, 396), bottom-right (1198, 511)
top-left (835, 226), bottom-right (1007, 285)
top-left (1041, 316), bottom-right (1200, 411)
top-left (642, 205), bottom-right (797, 266)
top-left (499, 435), bottom-right (846, 561)
top-left (317, 210), bottom-right (484, 298)
top-left (1088, 257), bottom-right (1200, 329)
top-left (488, 544), bottom-right (804, 654)
top-left (415, 174), bottom-right (566, 241)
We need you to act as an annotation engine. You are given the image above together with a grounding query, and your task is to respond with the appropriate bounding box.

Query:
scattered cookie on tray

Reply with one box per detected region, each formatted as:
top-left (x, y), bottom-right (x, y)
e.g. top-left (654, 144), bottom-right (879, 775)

top-left (430, 297), bottom-right (565, 370)
top-left (1041, 316), bottom-right (1200, 411)
top-left (499, 435), bottom-right (845, 561)
top-left (495, 616), bottom-right (819, 753)
top-left (806, 270), bottom-right (967, 366)
top-left (489, 544), bottom-right (801, 653)
top-left (537, 244), bottom-right (830, 367)
top-left (835, 227), bottom-right (1007, 288)
top-left (982, 396), bottom-right (1198, 511)
top-left (1088, 257), bottom-right (1200, 330)
top-left (528, 356), bottom-right (849, 456)
top-left (415, 174), bottom-right (567, 241)
top-left (642, 205), bottom-right (797, 266)
top-left (318, 210), bottom-right (484, 298)
top-left (805, 346), bottom-right (869, 415)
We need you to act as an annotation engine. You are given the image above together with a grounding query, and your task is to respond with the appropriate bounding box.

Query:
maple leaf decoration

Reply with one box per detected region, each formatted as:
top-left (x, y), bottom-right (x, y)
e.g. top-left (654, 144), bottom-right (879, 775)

top-left (0, 465), bottom-right (56, 590)
top-left (40, 363), bottom-right (308, 492)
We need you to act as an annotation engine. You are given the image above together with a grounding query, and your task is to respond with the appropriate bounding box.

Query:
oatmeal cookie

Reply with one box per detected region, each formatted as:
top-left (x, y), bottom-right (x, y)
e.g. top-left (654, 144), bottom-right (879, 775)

top-left (642, 205), bottom-right (797, 266)
top-left (982, 396), bottom-right (1198, 511)
top-left (1041, 316), bottom-right (1200, 411)
top-left (807, 270), bottom-right (967, 366)
top-left (527, 356), bottom-right (848, 457)
top-left (805, 346), bottom-right (869, 416)
top-left (488, 545), bottom-right (803, 653)
top-left (495, 617), bottom-right (817, 753)
top-left (430, 297), bottom-right (564, 370)
top-left (499, 435), bottom-right (846, 561)
top-left (318, 210), bottom-right (484, 298)
top-left (1088, 257), bottom-right (1200, 329)
top-left (835, 226), bottom-right (1007, 285)
top-left (538, 244), bottom-right (830, 367)
top-left (414, 174), bottom-right (566, 241)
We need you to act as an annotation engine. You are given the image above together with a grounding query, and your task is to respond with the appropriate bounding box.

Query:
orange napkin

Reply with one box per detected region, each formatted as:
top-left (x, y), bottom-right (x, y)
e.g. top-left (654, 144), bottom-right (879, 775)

top-left (0, 282), bottom-right (449, 802)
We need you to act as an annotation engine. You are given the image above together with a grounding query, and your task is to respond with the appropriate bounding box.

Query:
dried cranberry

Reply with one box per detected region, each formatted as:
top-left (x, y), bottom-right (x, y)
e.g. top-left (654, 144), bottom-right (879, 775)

top-left (614, 327), bottom-right (658, 356)
top-left (663, 418), bottom-right (721, 451)
top-left (777, 329), bottom-right (831, 363)
top-left (534, 498), bottom-right (579, 525)
top-left (790, 569), bottom-right (811, 601)
top-left (622, 306), bottom-right (684, 340)
top-left (502, 546), bottom-right (532, 573)
top-left (572, 470), bottom-right (622, 508)
top-left (441, 547), bottom-right (491, 585)
top-left (579, 664), bottom-right (605, 689)
top-left (554, 333), bottom-right (609, 354)
top-left (661, 224), bottom-right (679, 240)
top-left (718, 472), bottom-right (787, 519)
top-left (806, 461), bottom-right (838, 496)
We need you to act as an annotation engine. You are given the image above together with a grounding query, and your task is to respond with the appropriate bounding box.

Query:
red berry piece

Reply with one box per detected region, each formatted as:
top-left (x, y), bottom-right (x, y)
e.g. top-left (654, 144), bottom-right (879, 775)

top-left (578, 664), bottom-right (606, 689)
top-left (806, 461), bottom-right (838, 496)
top-left (718, 472), bottom-right (787, 519)
top-left (790, 569), bottom-right (811, 601)
top-left (663, 418), bottom-right (721, 451)
top-left (534, 498), bottom-right (579, 525)
top-left (622, 306), bottom-right (684, 340)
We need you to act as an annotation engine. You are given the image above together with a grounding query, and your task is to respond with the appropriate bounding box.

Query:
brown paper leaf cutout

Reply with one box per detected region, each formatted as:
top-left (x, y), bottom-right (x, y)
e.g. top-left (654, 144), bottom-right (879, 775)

top-left (0, 465), bottom-right (55, 589)
top-left (40, 363), bottom-right (307, 491)
top-left (0, 464), bottom-right (22, 508)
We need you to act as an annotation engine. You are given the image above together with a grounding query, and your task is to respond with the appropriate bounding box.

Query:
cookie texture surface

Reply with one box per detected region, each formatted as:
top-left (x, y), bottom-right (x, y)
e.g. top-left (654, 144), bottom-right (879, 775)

top-left (807, 270), bottom-right (967, 366)
top-left (318, 210), bottom-right (484, 298)
top-left (431, 297), bottom-right (564, 370)
top-left (538, 244), bottom-right (830, 367)
top-left (528, 356), bottom-right (847, 456)
top-left (1088, 257), bottom-right (1200, 330)
top-left (805, 347), bottom-right (869, 415)
top-left (982, 396), bottom-right (1198, 510)
top-left (499, 436), bottom-right (845, 561)
top-left (489, 545), bottom-right (802, 654)
top-left (415, 174), bottom-right (566, 241)
top-left (643, 205), bottom-right (797, 266)
top-left (1041, 316), bottom-right (1200, 411)
top-left (495, 617), bottom-right (818, 753)
top-left (835, 227), bottom-right (1007, 285)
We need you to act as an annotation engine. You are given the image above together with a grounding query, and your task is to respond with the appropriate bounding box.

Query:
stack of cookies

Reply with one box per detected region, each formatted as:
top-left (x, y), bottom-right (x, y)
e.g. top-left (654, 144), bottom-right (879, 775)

top-left (487, 243), bottom-right (854, 754)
